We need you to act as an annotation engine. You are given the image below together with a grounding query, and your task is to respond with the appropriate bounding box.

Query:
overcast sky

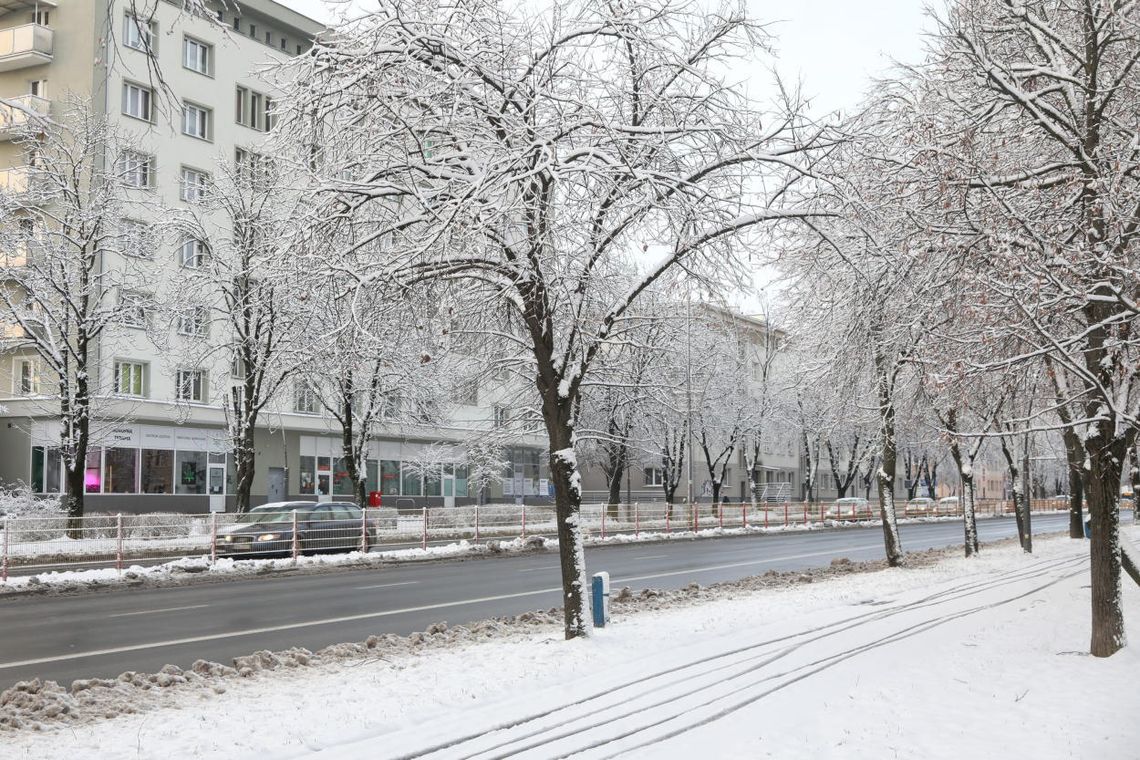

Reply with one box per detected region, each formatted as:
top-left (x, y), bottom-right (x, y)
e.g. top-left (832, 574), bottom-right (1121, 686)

top-left (277, 0), bottom-right (933, 115)
top-left (273, 0), bottom-right (934, 312)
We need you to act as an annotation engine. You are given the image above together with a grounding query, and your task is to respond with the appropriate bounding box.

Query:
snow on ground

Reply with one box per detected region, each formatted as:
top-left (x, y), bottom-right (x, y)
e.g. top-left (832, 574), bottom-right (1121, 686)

top-left (5, 526), bottom-right (1138, 759)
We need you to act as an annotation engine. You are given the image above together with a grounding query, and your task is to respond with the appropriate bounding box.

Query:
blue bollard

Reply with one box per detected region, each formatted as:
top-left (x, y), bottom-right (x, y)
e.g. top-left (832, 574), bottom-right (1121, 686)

top-left (591, 571), bottom-right (610, 628)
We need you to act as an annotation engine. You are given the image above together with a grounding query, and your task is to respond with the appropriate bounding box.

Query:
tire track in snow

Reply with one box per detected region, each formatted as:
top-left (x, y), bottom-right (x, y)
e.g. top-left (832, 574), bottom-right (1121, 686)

top-left (386, 553), bottom-right (1085, 760)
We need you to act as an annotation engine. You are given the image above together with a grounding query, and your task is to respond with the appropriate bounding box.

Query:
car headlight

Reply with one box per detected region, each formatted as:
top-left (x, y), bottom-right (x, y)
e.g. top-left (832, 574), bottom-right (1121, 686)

top-left (256, 533), bottom-right (282, 542)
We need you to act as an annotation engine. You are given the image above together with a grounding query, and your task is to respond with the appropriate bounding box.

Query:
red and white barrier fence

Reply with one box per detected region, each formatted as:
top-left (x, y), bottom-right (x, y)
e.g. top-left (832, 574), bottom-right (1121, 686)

top-left (0, 498), bottom-right (1079, 581)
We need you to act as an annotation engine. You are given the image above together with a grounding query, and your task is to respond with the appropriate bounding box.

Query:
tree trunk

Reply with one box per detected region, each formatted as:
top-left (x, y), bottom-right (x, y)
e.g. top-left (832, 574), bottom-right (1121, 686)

top-left (605, 460), bottom-right (624, 517)
top-left (63, 463), bottom-right (86, 539)
top-left (1067, 459), bottom-right (1085, 539)
top-left (1130, 445), bottom-right (1139, 522)
top-left (1086, 441), bottom-right (1125, 657)
top-left (234, 427), bottom-right (256, 513)
top-left (547, 422), bottom-right (588, 640)
top-left (874, 355), bottom-right (903, 567)
top-left (944, 411), bottom-right (979, 558)
top-left (998, 435), bottom-right (1028, 550)
top-left (961, 472), bottom-right (979, 557)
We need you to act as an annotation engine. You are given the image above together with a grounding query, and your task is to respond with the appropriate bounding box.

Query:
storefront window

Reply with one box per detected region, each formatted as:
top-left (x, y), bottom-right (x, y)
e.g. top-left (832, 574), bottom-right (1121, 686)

top-left (401, 464), bottom-right (422, 496)
top-left (140, 449), bottom-right (174, 494)
top-left (104, 447), bottom-right (139, 493)
top-left (175, 450), bottom-right (207, 494)
top-left (299, 455), bottom-right (315, 494)
top-left (333, 457), bottom-right (355, 496)
top-left (381, 460), bottom-right (400, 496)
top-left (85, 449), bottom-right (102, 493)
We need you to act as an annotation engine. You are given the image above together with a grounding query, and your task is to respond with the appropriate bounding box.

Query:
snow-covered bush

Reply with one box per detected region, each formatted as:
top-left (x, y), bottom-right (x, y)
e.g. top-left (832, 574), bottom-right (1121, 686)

top-left (0, 485), bottom-right (64, 519)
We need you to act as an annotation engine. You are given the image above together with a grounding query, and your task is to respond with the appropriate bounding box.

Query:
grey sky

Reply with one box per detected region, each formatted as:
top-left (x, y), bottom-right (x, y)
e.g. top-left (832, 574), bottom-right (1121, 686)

top-left (276, 0), bottom-right (933, 115)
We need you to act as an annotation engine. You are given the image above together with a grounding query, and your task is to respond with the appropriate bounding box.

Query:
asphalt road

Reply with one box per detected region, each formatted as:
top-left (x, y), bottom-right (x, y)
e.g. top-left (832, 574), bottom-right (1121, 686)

top-left (0, 513), bottom-right (1085, 689)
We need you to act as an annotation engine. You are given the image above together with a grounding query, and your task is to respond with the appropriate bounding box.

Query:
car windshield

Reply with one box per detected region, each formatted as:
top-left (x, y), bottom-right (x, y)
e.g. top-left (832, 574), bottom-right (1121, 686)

top-left (237, 504), bottom-right (307, 524)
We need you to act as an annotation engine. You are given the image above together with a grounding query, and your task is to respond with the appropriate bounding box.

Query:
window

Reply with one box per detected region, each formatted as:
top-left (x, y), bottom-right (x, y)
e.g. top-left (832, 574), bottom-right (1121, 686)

top-left (179, 166), bottom-right (209, 203)
top-left (140, 449), bottom-right (173, 493)
top-left (264, 31), bottom-right (272, 45)
top-left (33, 9), bottom-right (49, 26)
top-left (177, 306), bottom-right (209, 337)
top-left (235, 147), bottom-right (273, 188)
top-left (117, 150), bottom-right (154, 189)
top-left (176, 369), bottom-right (206, 402)
top-left (280, 37), bottom-right (287, 51)
top-left (644, 467), bottom-right (664, 487)
top-left (235, 87), bottom-right (273, 131)
top-left (296, 44), bottom-right (303, 55)
top-left (178, 238), bottom-right (209, 268)
top-left (114, 361), bottom-right (147, 397)
top-left (104, 448), bottom-right (138, 493)
top-left (123, 14), bottom-right (155, 52)
top-left (452, 380), bottom-right (478, 405)
top-left (182, 102), bottom-right (212, 140)
top-left (29, 79), bottom-right (46, 98)
top-left (493, 405), bottom-right (509, 428)
top-left (294, 381), bottom-right (317, 414)
top-left (118, 290), bottom-right (151, 328)
top-left (122, 82), bottom-right (153, 121)
top-left (176, 450), bottom-right (207, 494)
top-left (183, 36), bottom-right (211, 75)
top-left (248, 23), bottom-right (257, 38)
top-left (15, 357), bottom-right (38, 395)
top-left (231, 352), bottom-right (246, 379)
top-left (119, 219), bottom-right (152, 258)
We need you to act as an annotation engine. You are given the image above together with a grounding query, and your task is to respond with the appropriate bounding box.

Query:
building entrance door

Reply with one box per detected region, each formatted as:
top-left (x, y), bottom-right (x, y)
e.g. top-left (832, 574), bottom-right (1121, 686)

top-left (207, 455), bottom-right (226, 513)
top-left (267, 467), bottom-right (286, 502)
top-left (442, 464), bottom-right (456, 508)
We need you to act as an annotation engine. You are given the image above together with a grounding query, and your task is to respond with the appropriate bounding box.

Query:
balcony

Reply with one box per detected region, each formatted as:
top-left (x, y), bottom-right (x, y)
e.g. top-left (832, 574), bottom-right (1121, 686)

top-left (0, 23), bottom-right (53, 72)
top-left (0, 93), bottom-right (48, 139)
top-left (0, 166), bottom-right (49, 204)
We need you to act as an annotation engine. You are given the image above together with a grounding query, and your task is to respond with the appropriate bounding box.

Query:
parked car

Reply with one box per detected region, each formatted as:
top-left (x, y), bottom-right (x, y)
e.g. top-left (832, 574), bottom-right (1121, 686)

top-left (826, 497), bottom-right (869, 519)
top-left (216, 501), bottom-right (377, 558)
top-left (937, 496), bottom-right (960, 514)
top-left (906, 497), bottom-right (935, 516)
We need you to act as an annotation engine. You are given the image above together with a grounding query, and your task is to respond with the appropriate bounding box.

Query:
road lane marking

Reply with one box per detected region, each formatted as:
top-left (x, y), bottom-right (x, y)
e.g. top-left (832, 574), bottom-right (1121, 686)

top-left (0, 541), bottom-right (882, 671)
top-left (518, 565), bottom-right (561, 573)
top-left (0, 587), bottom-right (564, 671)
top-left (107, 604), bottom-right (210, 619)
top-left (633, 555), bottom-right (668, 560)
top-left (354, 581), bottom-right (419, 590)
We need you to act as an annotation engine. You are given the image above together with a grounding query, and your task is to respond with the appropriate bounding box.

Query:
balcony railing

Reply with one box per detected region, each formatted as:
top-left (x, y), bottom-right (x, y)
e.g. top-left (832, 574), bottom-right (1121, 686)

top-left (0, 23), bottom-right (53, 72)
top-left (0, 94), bottom-right (49, 139)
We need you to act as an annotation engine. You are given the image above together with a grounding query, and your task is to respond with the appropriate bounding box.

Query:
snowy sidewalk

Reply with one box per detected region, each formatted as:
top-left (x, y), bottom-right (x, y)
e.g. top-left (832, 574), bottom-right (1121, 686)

top-left (6, 530), bottom-right (1139, 759)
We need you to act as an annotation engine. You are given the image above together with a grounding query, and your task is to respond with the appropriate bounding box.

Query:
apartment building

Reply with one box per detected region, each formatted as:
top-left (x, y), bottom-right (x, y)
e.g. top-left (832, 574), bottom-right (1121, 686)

top-left (0, 1), bottom-right (549, 513)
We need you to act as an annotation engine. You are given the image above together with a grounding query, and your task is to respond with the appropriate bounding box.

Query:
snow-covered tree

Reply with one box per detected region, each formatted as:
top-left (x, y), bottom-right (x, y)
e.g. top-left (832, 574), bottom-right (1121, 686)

top-left (917, 0), bottom-right (1140, 656)
top-left (0, 100), bottom-right (164, 533)
top-left (172, 146), bottom-right (317, 512)
top-left (279, 0), bottom-right (822, 638)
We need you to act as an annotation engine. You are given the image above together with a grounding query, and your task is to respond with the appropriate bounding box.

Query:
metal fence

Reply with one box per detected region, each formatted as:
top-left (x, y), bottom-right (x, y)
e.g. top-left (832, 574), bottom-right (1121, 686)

top-left (0, 498), bottom-right (1073, 582)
